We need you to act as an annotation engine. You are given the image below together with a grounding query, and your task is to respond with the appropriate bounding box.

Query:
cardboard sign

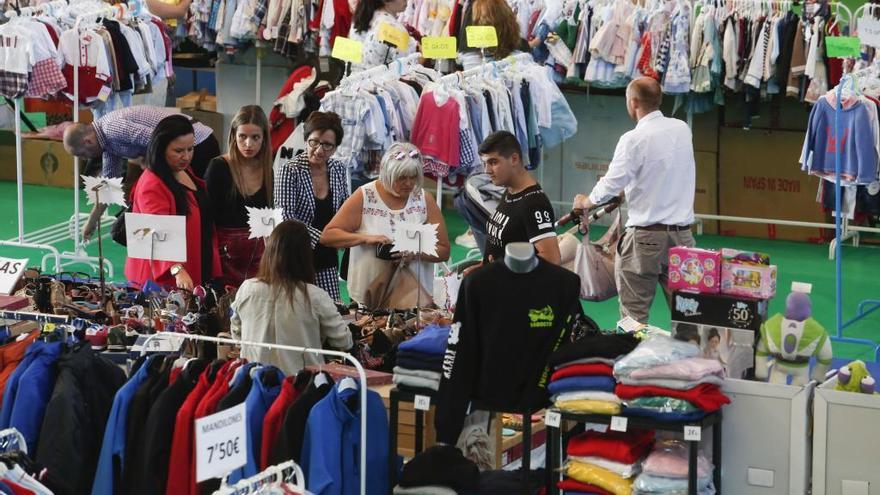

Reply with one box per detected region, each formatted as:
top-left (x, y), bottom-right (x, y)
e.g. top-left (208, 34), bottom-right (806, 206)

top-left (414, 394), bottom-right (431, 411)
top-left (465, 26), bottom-right (498, 48)
top-left (826, 36), bottom-right (861, 58)
top-left (378, 22), bottom-right (410, 51)
top-left (331, 36), bottom-right (364, 63)
top-left (684, 425), bottom-right (702, 442)
top-left (859, 17), bottom-right (880, 48)
top-left (422, 36), bottom-right (457, 59)
top-left (195, 402), bottom-right (247, 482)
top-left (544, 410), bottom-right (561, 428)
top-left (392, 223), bottom-right (440, 257)
top-left (125, 212), bottom-right (187, 263)
top-left (610, 416), bottom-right (628, 432)
top-left (82, 176), bottom-right (126, 207)
top-left (246, 207), bottom-right (284, 239)
top-left (0, 258), bottom-right (28, 296)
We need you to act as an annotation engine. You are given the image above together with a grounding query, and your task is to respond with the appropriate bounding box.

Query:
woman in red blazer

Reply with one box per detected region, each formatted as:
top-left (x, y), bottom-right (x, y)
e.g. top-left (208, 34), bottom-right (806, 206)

top-left (124, 115), bottom-right (222, 290)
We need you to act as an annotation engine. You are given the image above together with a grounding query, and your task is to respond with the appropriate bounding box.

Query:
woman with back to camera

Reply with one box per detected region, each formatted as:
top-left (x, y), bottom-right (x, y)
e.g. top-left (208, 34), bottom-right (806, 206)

top-left (205, 105), bottom-right (273, 286)
top-left (321, 142), bottom-right (451, 309)
top-left (457, 0), bottom-right (525, 69)
top-left (231, 220), bottom-right (353, 375)
top-left (125, 115), bottom-right (221, 290)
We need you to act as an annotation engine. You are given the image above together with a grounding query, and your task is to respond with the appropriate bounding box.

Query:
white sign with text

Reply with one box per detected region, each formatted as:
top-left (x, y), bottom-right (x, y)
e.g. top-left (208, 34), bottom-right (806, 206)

top-left (0, 257), bottom-right (28, 295)
top-left (195, 402), bottom-right (247, 482)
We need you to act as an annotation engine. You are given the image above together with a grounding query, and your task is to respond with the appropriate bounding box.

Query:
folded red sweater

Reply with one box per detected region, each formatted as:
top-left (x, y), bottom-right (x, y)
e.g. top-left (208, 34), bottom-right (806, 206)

top-left (566, 429), bottom-right (654, 465)
top-left (558, 478), bottom-right (614, 495)
top-left (551, 363), bottom-right (615, 381)
top-left (615, 383), bottom-right (731, 412)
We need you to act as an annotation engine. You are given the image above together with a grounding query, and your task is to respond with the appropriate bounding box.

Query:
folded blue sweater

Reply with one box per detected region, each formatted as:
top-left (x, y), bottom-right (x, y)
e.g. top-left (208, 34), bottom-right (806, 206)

top-left (547, 376), bottom-right (616, 394)
top-left (399, 324), bottom-right (450, 356)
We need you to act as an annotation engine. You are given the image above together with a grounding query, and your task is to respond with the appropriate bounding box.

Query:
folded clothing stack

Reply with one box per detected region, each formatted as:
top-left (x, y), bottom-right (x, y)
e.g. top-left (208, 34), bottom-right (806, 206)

top-left (394, 445), bottom-right (480, 494)
top-left (548, 333), bottom-right (641, 415)
top-left (614, 336), bottom-right (731, 420)
top-left (632, 440), bottom-right (716, 495)
top-left (559, 428), bottom-right (654, 495)
top-left (393, 324), bottom-right (450, 392)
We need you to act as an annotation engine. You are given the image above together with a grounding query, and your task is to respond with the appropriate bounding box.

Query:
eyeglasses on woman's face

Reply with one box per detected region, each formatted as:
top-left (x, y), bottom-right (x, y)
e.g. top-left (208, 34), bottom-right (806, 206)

top-left (307, 139), bottom-right (336, 152)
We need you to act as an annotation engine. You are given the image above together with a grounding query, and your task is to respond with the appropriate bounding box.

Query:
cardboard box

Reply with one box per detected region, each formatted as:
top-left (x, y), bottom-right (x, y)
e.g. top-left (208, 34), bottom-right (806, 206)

top-left (21, 137), bottom-right (75, 188)
top-left (671, 290), bottom-right (769, 380)
top-left (721, 262), bottom-right (777, 299)
top-left (176, 91), bottom-right (217, 112)
top-left (718, 128), bottom-right (825, 241)
top-left (181, 108), bottom-right (224, 144)
top-left (23, 98), bottom-right (92, 125)
top-left (668, 246), bottom-right (721, 294)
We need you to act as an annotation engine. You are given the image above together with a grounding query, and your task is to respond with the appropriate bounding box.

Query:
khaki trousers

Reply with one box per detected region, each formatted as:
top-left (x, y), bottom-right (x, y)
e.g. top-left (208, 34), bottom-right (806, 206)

top-left (615, 227), bottom-right (696, 323)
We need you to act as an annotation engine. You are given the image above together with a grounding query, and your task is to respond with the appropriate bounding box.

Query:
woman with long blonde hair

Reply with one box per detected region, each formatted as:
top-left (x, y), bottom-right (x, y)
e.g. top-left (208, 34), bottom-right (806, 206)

top-left (205, 105), bottom-right (274, 286)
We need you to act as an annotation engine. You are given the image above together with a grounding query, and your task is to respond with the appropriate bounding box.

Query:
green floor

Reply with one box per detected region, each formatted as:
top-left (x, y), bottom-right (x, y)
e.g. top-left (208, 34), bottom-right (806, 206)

top-left (2, 181), bottom-right (879, 361)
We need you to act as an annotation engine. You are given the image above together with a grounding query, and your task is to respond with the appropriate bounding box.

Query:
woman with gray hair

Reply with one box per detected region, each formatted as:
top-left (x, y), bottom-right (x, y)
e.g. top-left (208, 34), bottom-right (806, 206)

top-left (321, 142), bottom-right (450, 308)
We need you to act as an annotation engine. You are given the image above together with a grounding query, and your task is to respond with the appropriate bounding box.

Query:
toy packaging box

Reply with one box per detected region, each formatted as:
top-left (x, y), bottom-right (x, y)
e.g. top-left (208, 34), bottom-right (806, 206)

top-left (721, 261), bottom-right (777, 299)
top-left (670, 291), bottom-right (769, 379)
top-left (668, 247), bottom-right (721, 294)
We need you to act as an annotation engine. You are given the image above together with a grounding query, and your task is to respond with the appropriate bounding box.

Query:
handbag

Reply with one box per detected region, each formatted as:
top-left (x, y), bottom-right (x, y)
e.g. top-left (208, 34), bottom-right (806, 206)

top-left (362, 261), bottom-right (433, 311)
top-left (110, 206), bottom-right (130, 246)
top-left (573, 210), bottom-right (622, 302)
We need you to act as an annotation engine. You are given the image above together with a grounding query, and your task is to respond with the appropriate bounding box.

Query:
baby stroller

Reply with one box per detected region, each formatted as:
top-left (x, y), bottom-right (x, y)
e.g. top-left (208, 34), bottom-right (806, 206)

top-left (557, 198), bottom-right (622, 302)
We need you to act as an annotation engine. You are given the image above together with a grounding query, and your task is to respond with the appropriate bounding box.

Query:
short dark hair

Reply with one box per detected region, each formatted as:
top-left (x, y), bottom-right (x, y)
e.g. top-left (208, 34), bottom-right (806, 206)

top-left (304, 111), bottom-right (344, 145)
top-left (478, 131), bottom-right (522, 159)
top-left (708, 328), bottom-right (721, 341)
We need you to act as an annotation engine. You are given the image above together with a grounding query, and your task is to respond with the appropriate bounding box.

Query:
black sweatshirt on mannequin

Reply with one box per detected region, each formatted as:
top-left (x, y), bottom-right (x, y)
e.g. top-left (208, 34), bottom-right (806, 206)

top-left (434, 259), bottom-right (583, 444)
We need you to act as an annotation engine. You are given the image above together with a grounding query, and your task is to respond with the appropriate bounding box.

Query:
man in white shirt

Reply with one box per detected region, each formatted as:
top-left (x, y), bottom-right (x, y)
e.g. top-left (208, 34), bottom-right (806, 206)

top-left (574, 77), bottom-right (696, 323)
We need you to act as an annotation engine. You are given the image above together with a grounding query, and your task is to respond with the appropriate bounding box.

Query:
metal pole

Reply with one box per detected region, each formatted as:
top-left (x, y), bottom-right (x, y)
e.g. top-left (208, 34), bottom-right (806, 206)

top-left (73, 18), bottom-right (82, 252)
top-left (834, 81), bottom-right (843, 338)
top-left (139, 333), bottom-right (370, 495)
top-left (256, 46), bottom-right (262, 105)
top-left (14, 98), bottom-right (23, 243)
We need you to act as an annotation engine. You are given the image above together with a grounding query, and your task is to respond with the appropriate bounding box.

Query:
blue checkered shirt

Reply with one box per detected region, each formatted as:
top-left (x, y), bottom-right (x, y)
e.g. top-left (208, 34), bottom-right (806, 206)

top-left (94, 105), bottom-right (213, 178)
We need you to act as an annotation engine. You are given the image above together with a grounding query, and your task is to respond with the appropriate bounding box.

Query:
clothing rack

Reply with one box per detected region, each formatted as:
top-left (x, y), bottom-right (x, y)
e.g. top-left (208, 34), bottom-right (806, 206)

top-left (0, 0), bottom-right (128, 274)
top-left (828, 73), bottom-right (880, 360)
top-left (0, 310), bottom-right (70, 324)
top-left (138, 332), bottom-right (370, 494)
top-left (0, 428), bottom-right (27, 455)
top-left (214, 460), bottom-right (305, 495)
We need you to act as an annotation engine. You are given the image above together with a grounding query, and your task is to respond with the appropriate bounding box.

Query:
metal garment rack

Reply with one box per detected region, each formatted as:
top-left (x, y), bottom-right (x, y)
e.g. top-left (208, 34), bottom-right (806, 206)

top-left (0, 1), bottom-right (122, 274)
top-left (828, 74), bottom-right (880, 358)
top-left (139, 332), bottom-right (370, 495)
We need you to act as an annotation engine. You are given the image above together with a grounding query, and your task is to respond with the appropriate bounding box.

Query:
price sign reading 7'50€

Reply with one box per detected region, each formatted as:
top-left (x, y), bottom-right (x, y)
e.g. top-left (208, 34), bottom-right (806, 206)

top-left (195, 402), bottom-right (247, 482)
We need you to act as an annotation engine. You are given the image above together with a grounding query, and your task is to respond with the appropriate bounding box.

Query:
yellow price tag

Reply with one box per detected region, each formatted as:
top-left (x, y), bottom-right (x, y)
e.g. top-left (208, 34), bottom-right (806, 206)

top-left (378, 22), bottom-right (410, 51)
top-left (421, 36), bottom-right (457, 59)
top-left (331, 36), bottom-right (364, 64)
top-left (466, 25), bottom-right (498, 48)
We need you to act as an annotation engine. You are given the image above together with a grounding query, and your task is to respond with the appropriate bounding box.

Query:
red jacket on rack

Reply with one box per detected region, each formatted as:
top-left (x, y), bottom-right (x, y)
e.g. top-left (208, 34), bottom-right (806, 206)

top-left (123, 169), bottom-right (221, 289)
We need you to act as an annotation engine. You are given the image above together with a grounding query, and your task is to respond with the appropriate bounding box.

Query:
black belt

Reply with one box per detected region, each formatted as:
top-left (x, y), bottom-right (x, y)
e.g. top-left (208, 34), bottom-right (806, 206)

top-left (634, 224), bottom-right (692, 232)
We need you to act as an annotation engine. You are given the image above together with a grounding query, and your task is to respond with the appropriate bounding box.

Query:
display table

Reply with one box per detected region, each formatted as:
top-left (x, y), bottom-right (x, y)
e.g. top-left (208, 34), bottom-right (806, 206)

top-left (545, 410), bottom-right (722, 495)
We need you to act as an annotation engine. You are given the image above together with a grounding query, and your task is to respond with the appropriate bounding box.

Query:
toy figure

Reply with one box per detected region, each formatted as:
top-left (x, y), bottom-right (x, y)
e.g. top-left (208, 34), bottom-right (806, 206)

top-left (835, 360), bottom-right (877, 394)
top-left (756, 290), bottom-right (832, 386)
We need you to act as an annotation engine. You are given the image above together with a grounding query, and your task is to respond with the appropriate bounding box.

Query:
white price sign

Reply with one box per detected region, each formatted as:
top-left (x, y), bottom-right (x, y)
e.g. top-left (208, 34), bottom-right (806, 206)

top-left (859, 17), bottom-right (880, 48)
top-left (684, 425), bottom-right (702, 442)
top-left (195, 402), bottom-right (247, 482)
top-left (414, 394), bottom-right (431, 411)
top-left (0, 257), bottom-right (27, 296)
top-left (610, 416), bottom-right (628, 432)
top-left (544, 410), bottom-right (562, 428)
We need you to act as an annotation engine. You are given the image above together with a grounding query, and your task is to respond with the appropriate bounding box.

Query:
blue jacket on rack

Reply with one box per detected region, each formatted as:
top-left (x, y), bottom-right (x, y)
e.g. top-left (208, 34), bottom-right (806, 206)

top-left (302, 380), bottom-right (391, 495)
top-left (0, 340), bottom-right (63, 453)
top-left (92, 355), bottom-right (158, 495)
top-left (227, 365), bottom-right (285, 484)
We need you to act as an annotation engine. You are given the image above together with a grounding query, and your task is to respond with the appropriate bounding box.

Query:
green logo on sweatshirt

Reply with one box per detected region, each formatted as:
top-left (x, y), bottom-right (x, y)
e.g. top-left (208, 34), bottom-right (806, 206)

top-left (528, 306), bottom-right (554, 328)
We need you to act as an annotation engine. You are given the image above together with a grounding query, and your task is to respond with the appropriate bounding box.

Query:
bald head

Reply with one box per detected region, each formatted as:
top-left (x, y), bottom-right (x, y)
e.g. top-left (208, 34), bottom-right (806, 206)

top-left (62, 123), bottom-right (102, 159)
top-left (625, 77), bottom-right (663, 119)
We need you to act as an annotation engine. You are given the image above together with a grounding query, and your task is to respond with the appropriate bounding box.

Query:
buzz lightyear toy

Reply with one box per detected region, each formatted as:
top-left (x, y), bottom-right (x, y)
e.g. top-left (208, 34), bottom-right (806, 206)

top-left (756, 289), bottom-right (832, 386)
